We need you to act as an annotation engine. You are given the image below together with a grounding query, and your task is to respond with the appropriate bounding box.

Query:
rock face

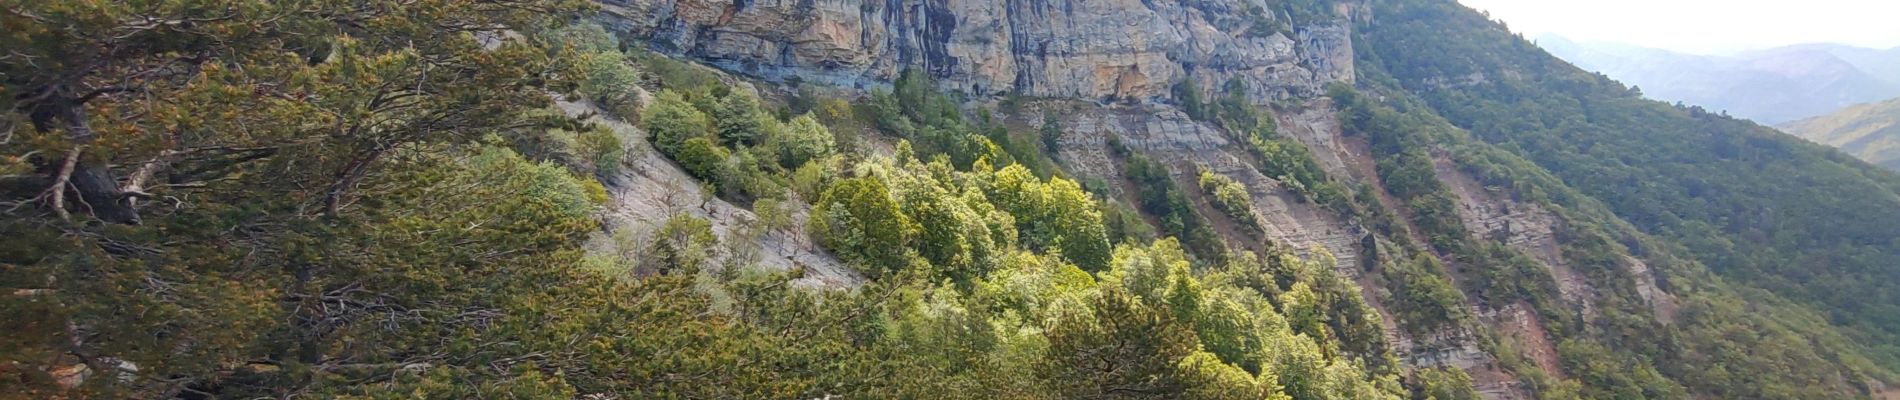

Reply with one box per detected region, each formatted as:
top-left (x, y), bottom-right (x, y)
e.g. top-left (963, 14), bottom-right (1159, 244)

top-left (1028, 101), bottom-right (1365, 273)
top-left (1432, 155), bottom-right (1595, 316)
top-left (599, 0), bottom-right (1352, 102)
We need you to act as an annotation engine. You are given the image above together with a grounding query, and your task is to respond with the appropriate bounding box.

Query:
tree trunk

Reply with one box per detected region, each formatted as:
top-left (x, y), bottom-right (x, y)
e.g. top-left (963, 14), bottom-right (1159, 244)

top-left (71, 163), bottom-right (139, 224)
top-left (31, 95), bottom-right (140, 224)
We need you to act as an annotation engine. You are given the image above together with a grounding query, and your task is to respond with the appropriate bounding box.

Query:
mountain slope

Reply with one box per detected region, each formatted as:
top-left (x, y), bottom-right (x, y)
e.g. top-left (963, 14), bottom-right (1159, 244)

top-left (1780, 97), bottom-right (1900, 170)
top-left (1537, 35), bottom-right (1900, 124)
top-left (599, 0), bottom-right (1900, 398)
top-left (7, 0), bottom-right (1900, 398)
top-left (1358, 0), bottom-right (1900, 395)
top-left (1752, 43), bottom-right (1900, 86)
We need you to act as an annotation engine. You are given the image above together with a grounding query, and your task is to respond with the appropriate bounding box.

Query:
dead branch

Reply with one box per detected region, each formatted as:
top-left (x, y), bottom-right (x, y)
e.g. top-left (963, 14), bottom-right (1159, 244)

top-left (48, 145), bottom-right (82, 221)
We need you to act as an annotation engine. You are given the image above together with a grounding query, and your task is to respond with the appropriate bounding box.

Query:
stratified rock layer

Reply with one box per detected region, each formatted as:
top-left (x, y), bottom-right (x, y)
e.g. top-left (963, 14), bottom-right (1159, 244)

top-left (599, 0), bottom-right (1351, 102)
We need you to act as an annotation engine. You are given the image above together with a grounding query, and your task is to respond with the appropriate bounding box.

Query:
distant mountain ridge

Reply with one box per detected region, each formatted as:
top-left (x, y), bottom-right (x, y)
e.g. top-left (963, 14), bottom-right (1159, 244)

top-left (1780, 96), bottom-right (1900, 170)
top-left (1536, 35), bottom-right (1900, 124)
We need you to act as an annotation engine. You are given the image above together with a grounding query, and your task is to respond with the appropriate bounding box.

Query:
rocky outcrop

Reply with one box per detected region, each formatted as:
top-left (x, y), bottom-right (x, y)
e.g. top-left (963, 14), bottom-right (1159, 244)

top-left (1431, 155), bottom-right (1595, 315)
top-left (1401, 331), bottom-right (1533, 400)
top-left (1275, 98), bottom-right (1358, 179)
top-left (598, 0), bottom-right (1353, 102)
top-left (1432, 152), bottom-right (1681, 326)
top-left (1030, 101), bottom-right (1365, 272)
top-left (1622, 255), bottom-right (1680, 323)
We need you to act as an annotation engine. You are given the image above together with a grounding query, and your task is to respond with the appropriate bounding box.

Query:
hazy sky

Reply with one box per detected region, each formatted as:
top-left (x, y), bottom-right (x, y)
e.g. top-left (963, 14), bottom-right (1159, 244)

top-left (1456, 0), bottom-right (1900, 54)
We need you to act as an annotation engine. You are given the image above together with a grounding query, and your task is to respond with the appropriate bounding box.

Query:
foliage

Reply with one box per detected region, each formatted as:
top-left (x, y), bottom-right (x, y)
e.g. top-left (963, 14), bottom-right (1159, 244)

top-left (642, 89), bottom-right (711, 155)
top-left (1381, 252), bottom-right (1469, 336)
top-left (865, 69), bottom-right (1059, 173)
top-left (812, 175), bottom-right (916, 276)
top-left (579, 50), bottom-right (642, 116)
top-left (1347, 0), bottom-right (1900, 396)
top-left (714, 90), bottom-right (769, 146)
top-left (0, 1), bottom-right (603, 396)
top-left (1040, 117), bottom-right (1065, 154)
top-left (987, 165), bottom-right (1114, 272)
top-left (1413, 367), bottom-right (1483, 400)
top-left (1040, 287), bottom-right (1200, 398)
top-left (1330, 86), bottom-right (1470, 253)
top-left (1198, 170), bottom-right (1264, 236)
top-left (1174, 77), bottom-right (1210, 121)
top-left (1121, 151), bottom-right (1228, 263)
top-left (775, 114), bottom-right (837, 169)
top-left (548, 125), bottom-right (627, 175)
top-left (676, 136), bottom-right (732, 185)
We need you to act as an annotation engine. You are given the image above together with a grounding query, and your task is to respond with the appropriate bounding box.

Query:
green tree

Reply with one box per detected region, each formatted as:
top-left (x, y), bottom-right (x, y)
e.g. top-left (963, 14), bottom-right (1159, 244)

top-left (676, 137), bottom-right (732, 185)
top-left (714, 90), bottom-right (768, 146)
top-left (643, 90), bottom-right (711, 155)
top-left (1173, 77), bottom-right (1208, 121)
top-left (777, 114), bottom-right (836, 168)
top-left (901, 184), bottom-right (1001, 283)
top-left (1042, 288), bottom-right (1199, 399)
top-left (1199, 170), bottom-right (1263, 236)
top-left (0, 1), bottom-right (590, 396)
top-left (642, 213), bottom-right (720, 275)
top-left (1415, 367), bottom-right (1483, 400)
top-left (1040, 117), bottom-right (1065, 154)
top-left (544, 21), bottom-right (621, 55)
top-left (580, 51), bottom-right (642, 115)
top-left (812, 176), bottom-right (916, 276)
top-left (573, 125), bottom-right (627, 174)
top-left (988, 165), bottom-right (1112, 271)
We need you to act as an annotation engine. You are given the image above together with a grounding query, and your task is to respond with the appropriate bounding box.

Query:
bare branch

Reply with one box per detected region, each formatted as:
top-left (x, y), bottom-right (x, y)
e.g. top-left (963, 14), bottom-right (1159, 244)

top-left (48, 145), bottom-right (82, 221)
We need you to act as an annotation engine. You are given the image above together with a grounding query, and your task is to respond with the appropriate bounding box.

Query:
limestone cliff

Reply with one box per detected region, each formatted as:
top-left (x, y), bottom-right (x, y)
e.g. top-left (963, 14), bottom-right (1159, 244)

top-left (599, 0), bottom-right (1353, 102)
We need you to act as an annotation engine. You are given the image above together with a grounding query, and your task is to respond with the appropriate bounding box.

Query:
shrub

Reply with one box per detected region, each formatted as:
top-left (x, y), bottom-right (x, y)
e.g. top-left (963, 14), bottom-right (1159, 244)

top-left (580, 51), bottom-right (642, 116)
top-left (574, 125), bottom-right (626, 174)
top-left (642, 90), bottom-right (710, 155)
top-left (811, 176), bottom-right (915, 276)
top-left (676, 137), bottom-right (731, 185)
top-left (1198, 170), bottom-right (1261, 235)
top-left (776, 114), bottom-right (836, 169)
top-left (790, 157), bottom-right (836, 201)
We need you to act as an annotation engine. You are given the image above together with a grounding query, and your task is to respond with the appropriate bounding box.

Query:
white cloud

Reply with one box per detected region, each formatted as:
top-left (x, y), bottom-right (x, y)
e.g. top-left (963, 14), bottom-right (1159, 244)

top-left (1457, 0), bottom-right (1900, 54)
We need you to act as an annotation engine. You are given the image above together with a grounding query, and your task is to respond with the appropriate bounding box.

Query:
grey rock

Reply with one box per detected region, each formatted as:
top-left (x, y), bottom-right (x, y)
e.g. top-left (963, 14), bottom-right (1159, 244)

top-left (599, 0), bottom-right (1352, 101)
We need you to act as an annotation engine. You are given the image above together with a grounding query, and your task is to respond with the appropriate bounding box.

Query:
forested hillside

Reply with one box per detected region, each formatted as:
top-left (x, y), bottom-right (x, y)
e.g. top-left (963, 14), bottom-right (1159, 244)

top-left (1355, 0), bottom-right (1900, 395)
top-left (1780, 97), bottom-right (1900, 170)
top-left (3, 0), bottom-right (1898, 399)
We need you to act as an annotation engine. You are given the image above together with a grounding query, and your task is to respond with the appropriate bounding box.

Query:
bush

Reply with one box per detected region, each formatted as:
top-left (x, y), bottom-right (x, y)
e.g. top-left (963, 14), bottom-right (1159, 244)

top-left (642, 90), bottom-right (710, 155)
top-left (714, 90), bottom-right (767, 146)
top-left (574, 125), bottom-right (626, 174)
top-left (1198, 170), bottom-right (1261, 236)
top-left (544, 21), bottom-right (620, 55)
top-left (776, 114), bottom-right (836, 169)
top-left (580, 51), bottom-right (642, 116)
top-left (811, 176), bottom-right (915, 276)
top-left (723, 147), bottom-right (786, 201)
top-left (1040, 117), bottom-right (1064, 154)
top-left (790, 157), bottom-right (836, 201)
top-left (632, 49), bottom-right (723, 93)
top-left (676, 137), bottom-right (731, 185)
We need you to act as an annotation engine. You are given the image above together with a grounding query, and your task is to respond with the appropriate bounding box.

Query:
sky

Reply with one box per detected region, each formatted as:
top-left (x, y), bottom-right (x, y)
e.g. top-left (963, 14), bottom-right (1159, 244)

top-left (1456, 0), bottom-right (1900, 55)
